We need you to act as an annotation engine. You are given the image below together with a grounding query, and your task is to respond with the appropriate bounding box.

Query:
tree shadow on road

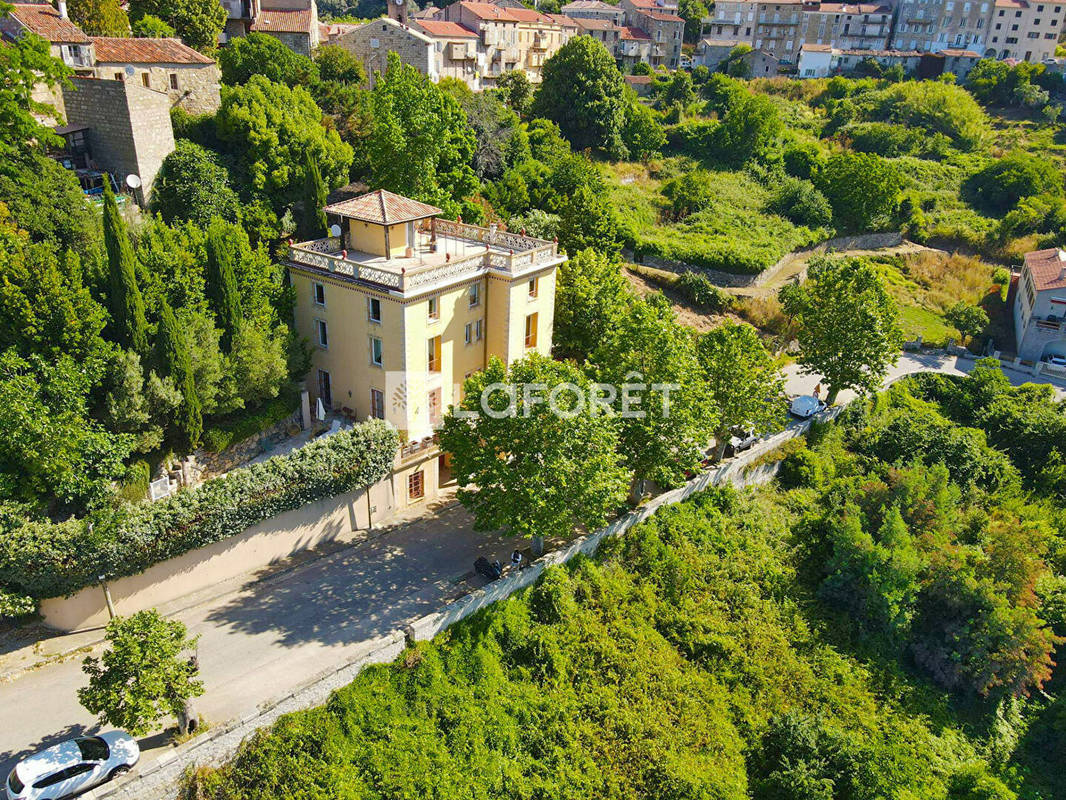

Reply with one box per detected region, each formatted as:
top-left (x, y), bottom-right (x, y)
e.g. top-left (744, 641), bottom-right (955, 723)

top-left (202, 504), bottom-right (521, 650)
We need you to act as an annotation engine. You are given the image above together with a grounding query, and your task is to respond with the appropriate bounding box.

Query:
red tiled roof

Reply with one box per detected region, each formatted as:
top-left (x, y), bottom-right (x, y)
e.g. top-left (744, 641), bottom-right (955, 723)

top-left (801, 42), bottom-right (833, 51)
top-left (324, 189), bottom-right (442, 225)
top-left (625, 74), bottom-right (653, 83)
top-left (574, 16), bottom-right (620, 30)
top-left (457, 1), bottom-right (520, 20)
top-left (629, 0), bottom-right (679, 9)
top-left (91, 36), bottom-right (214, 64)
top-left (415, 18), bottom-right (478, 37)
top-left (506, 6), bottom-right (557, 23)
top-left (561, 0), bottom-right (618, 9)
top-left (939, 48), bottom-right (980, 56)
top-left (548, 13), bottom-right (578, 26)
top-left (9, 3), bottom-right (90, 43)
top-left (620, 25), bottom-right (651, 39)
top-left (995, 0), bottom-right (1028, 7)
top-left (1024, 248), bottom-right (1066, 292)
top-left (250, 8), bottom-right (313, 34)
top-left (413, 5), bottom-right (441, 17)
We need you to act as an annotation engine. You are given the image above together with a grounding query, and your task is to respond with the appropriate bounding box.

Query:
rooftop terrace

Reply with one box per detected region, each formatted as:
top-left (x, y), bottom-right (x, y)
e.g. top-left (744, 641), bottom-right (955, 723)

top-left (289, 218), bottom-right (563, 295)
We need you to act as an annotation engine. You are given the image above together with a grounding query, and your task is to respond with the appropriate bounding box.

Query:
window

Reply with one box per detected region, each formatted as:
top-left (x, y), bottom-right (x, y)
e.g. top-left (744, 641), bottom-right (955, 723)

top-left (525, 313), bottom-right (538, 348)
top-left (370, 388), bottom-right (385, 419)
top-left (428, 296), bottom-right (439, 321)
top-left (370, 37), bottom-right (380, 48)
top-left (464, 322), bottom-right (473, 344)
top-left (428, 335), bottom-right (441, 372)
top-left (1028, 30), bottom-right (1040, 36)
top-left (114, 71), bottom-right (124, 81)
top-left (368, 296), bottom-right (381, 323)
top-left (428, 388), bottom-right (442, 426)
top-left (141, 72), bottom-right (150, 87)
top-left (475, 319), bottom-right (483, 341)
top-left (76, 737), bottom-right (110, 761)
top-left (468, 281), bottom-right (481, 308)
top-left (315, 319), bottom-right (328, 349)
top-left (170, 73), bottom-right (179, 90)
top-left (408, 470), bottom-right (425, 500)
top-left (313, 281), bottom-right (325, 307)
top-left (370, 336), bottom-right (384, 366)
top-left (528, 277), bottom-right (538, 298)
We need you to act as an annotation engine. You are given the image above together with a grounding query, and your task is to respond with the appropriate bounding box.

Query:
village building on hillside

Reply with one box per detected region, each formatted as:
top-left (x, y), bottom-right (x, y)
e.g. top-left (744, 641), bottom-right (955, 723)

top-left (90, 37), bottom-right (221, 114)
top-left (287, 190), bottom-right (565, 509)
top-left (1014, 248), bottom-right (1066, 363)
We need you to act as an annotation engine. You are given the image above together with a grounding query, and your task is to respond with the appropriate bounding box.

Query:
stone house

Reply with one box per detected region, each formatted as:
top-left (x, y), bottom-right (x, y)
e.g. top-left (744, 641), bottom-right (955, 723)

top-left (988, 0), bottom-right (1064, 61)
top-left (1014, 248), bottom-right (1066, 362)
top-left (561, 0), bottom-right (627, 25)
top-left (573, 16), bottom-right (623, 50)
top-left (2, 2), bottom-right (93, 117)
top-left (443, 2), bottom-right (522, 80)
top-left (61, 75), bottom-right (175, 204)
top-left (90, 37), bottom-right (221, 114)
top-left (248, 0), bottom-right (320, 55)
top-left (337, 17), bottom-right (435, 83)
top-left (413, 18), bottom-right (483, 88)
top-left (617, 24), bottom-right (655, 68)
top-left (621, 0), bottom-right (684, 67)
top-left (797, 2), bottom-right (892, 51)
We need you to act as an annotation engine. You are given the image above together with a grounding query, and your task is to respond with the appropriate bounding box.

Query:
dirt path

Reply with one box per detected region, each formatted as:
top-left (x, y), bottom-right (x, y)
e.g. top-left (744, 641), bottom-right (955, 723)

top-left (733, 240), bottom-right (943, 299)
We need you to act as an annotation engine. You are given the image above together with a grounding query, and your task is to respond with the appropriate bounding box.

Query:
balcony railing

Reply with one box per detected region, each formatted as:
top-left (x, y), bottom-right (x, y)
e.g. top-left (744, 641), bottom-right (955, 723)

top-left (288, 223), bottom-right (560, 294)
top-left (1035, 317), bottom-right (1065, 333)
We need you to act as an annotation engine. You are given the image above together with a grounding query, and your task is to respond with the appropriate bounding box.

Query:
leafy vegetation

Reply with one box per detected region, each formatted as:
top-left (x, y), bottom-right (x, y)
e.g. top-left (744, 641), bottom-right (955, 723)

top-left (181, 370), bottom-right (1066, 796)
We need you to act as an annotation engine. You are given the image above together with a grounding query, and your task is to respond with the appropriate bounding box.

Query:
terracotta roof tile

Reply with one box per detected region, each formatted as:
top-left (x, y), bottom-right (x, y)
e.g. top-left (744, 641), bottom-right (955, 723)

top-left (548, 13), bottom-right (578, 26)
top-left (250, 8), bottom-right (313, 34)
top-left (620, 25), bottom-right (651, 39)
top-left (574, 16), bottom-right (620, 30)
top-left (625, 74), bottom-right (653, 83)
top-left (415, 18), bottom-right (479, 37)
top-left (1024, 248), bottom-right (1066, 292)
top-left (9, 3), bottom-right (90, 43)
top-left (324, 189), bottom-right (442, 225)
top-left (91, 36), bottom-right (214, 64)
top-left (457, 1), bottom-right (520, 20)
top-left (561, 0), bottom-right (618, 9)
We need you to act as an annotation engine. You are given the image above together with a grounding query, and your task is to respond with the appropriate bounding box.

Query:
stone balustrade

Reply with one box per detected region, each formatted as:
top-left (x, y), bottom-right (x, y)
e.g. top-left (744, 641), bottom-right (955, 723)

top-left (289, 225), bottom-right (559, 295)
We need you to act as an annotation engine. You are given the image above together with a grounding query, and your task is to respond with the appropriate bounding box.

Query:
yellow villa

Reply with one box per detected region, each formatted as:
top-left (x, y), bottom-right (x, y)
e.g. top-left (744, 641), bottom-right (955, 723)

top-left (288, 189), bottom-right (566, 508)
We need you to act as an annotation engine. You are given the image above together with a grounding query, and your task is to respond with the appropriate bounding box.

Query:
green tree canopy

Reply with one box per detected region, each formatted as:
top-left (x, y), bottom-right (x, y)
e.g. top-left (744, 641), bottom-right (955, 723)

top-left (964, 152), bottom-right (1063, 214)
top-left (532, 36), bottom-right (628, 157)
top-left (102, 182), bottom-right (148, 354)
top-left (131, 13), bottom-right (174, 37)
top-left (0, 18), bottom-right (71, 161)
top-left (313, 44), bottom-right (366, 85)
top-left (557, 183), bottom-right (623, 258)
top-left (218, 33), bottom-right (318, 87)
top-left (794, 257), bottom-right (903, 404)
top-left (205, 219), bottom-right (243, 352)
top-left (495, 69), bottom-right (533, 117)
top-left (697, 321), bottom-right (785, 461)
top-left (152, 140), bottom-right (241, 227)
top-left (127, 0), bottom-right (226, 53)
top-left (439, 354), bottom-right (628, 547)
top-left (592, 294), bottom-right (713, 490)
top-left (157, 301), bottom-right (202, 446)
top-left (215, 75), bottom-right (353, 230)
top-left (713, 92), bottom-right (783, 166)
top-left (814, 152), bottom-right (902, 230)
top-left (552, 248), bottom-right (631, 361)
top-left (68, 0), bottom-right (130, 35)
top-left (363, 52), bottom-right (479, 218)
top-left (79, 610), bottom-right (204, 736)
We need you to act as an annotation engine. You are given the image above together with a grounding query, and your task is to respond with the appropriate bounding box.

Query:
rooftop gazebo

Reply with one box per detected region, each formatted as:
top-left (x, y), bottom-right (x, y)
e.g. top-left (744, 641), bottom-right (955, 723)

top-left (323, 189), bottom-right (443, 260)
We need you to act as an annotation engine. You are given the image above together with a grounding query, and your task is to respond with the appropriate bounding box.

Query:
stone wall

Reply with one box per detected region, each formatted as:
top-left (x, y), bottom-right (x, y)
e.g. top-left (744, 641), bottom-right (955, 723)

top-left (93, 62), bottom-right (222, 115)
top-left (627, 231), bottom-right (905, 289)
top-left (62, 76), bottom-right (176, 203)
top-left (338, 18), bottom-right (434, 82)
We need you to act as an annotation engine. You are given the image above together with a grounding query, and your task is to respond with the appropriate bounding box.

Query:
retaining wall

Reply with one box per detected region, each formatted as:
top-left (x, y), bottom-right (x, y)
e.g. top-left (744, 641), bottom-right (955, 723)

top-left (40, 478), bottom-right (396, 632)
top-left (627, 231), bottom-right (904, 289)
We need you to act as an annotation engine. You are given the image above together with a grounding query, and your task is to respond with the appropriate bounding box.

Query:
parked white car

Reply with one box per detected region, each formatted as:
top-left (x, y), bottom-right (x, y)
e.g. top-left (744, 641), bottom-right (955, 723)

top-left (790, 395), bottom-right (827, 419)
top-left (1045, 354), bottom-right (1066, 367)
top-left (6, 733), bottom-right (139, 800)
top-left (726, 427), bottom-right (759, 457)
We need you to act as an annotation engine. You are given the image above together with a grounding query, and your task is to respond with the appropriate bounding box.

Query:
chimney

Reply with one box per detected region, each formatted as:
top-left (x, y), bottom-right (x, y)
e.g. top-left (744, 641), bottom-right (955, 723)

top-left (57, 0), bottom-right (69, 19)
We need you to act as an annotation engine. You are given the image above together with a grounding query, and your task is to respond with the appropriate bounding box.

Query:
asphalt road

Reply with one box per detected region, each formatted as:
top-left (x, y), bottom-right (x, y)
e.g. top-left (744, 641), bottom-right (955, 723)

top-left (0, 352), bottom-right (1059, 781)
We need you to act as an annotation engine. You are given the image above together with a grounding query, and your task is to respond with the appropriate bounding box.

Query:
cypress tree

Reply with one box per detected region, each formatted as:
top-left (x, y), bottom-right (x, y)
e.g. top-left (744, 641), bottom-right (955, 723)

top-left (157, 301), bottom-right (202, 448)
top-left (205, 220), bottom-right (243, 352)
top-left (102, 182), bottom-right (148, 354)
top-left (302, 150), bottom-right (328, 239)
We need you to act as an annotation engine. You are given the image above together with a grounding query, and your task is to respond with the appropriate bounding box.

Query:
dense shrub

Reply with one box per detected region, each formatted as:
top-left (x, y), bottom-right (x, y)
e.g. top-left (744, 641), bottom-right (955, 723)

top-left (201, 390), bottom-right (300, 453)
top-left (964, 152), bottom-right (1063, 214)
top-left (674, 271), bottom-right (733, 312)
top-left (815, 152), bottom-right (902, 230)
top-left (845, 121), bottom-right (924, 157)
top-left (0, 420), bottom-right (398, 600)
top-left (768, 176), bottom-right (833, 227)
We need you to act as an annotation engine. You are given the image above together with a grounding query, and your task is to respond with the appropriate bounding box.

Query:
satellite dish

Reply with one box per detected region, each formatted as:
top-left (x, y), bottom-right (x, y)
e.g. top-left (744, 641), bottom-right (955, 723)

top-left (329, 223), bottom-right (341, 236)
top-left (124, 64), bottom-right (135, 76)
top-left (126, 174), bottom-right (141, 189)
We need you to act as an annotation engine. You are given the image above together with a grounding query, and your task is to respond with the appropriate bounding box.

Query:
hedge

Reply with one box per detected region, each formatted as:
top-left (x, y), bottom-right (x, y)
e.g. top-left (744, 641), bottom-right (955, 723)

top-left (0, 420), bottom-right (399, 601)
